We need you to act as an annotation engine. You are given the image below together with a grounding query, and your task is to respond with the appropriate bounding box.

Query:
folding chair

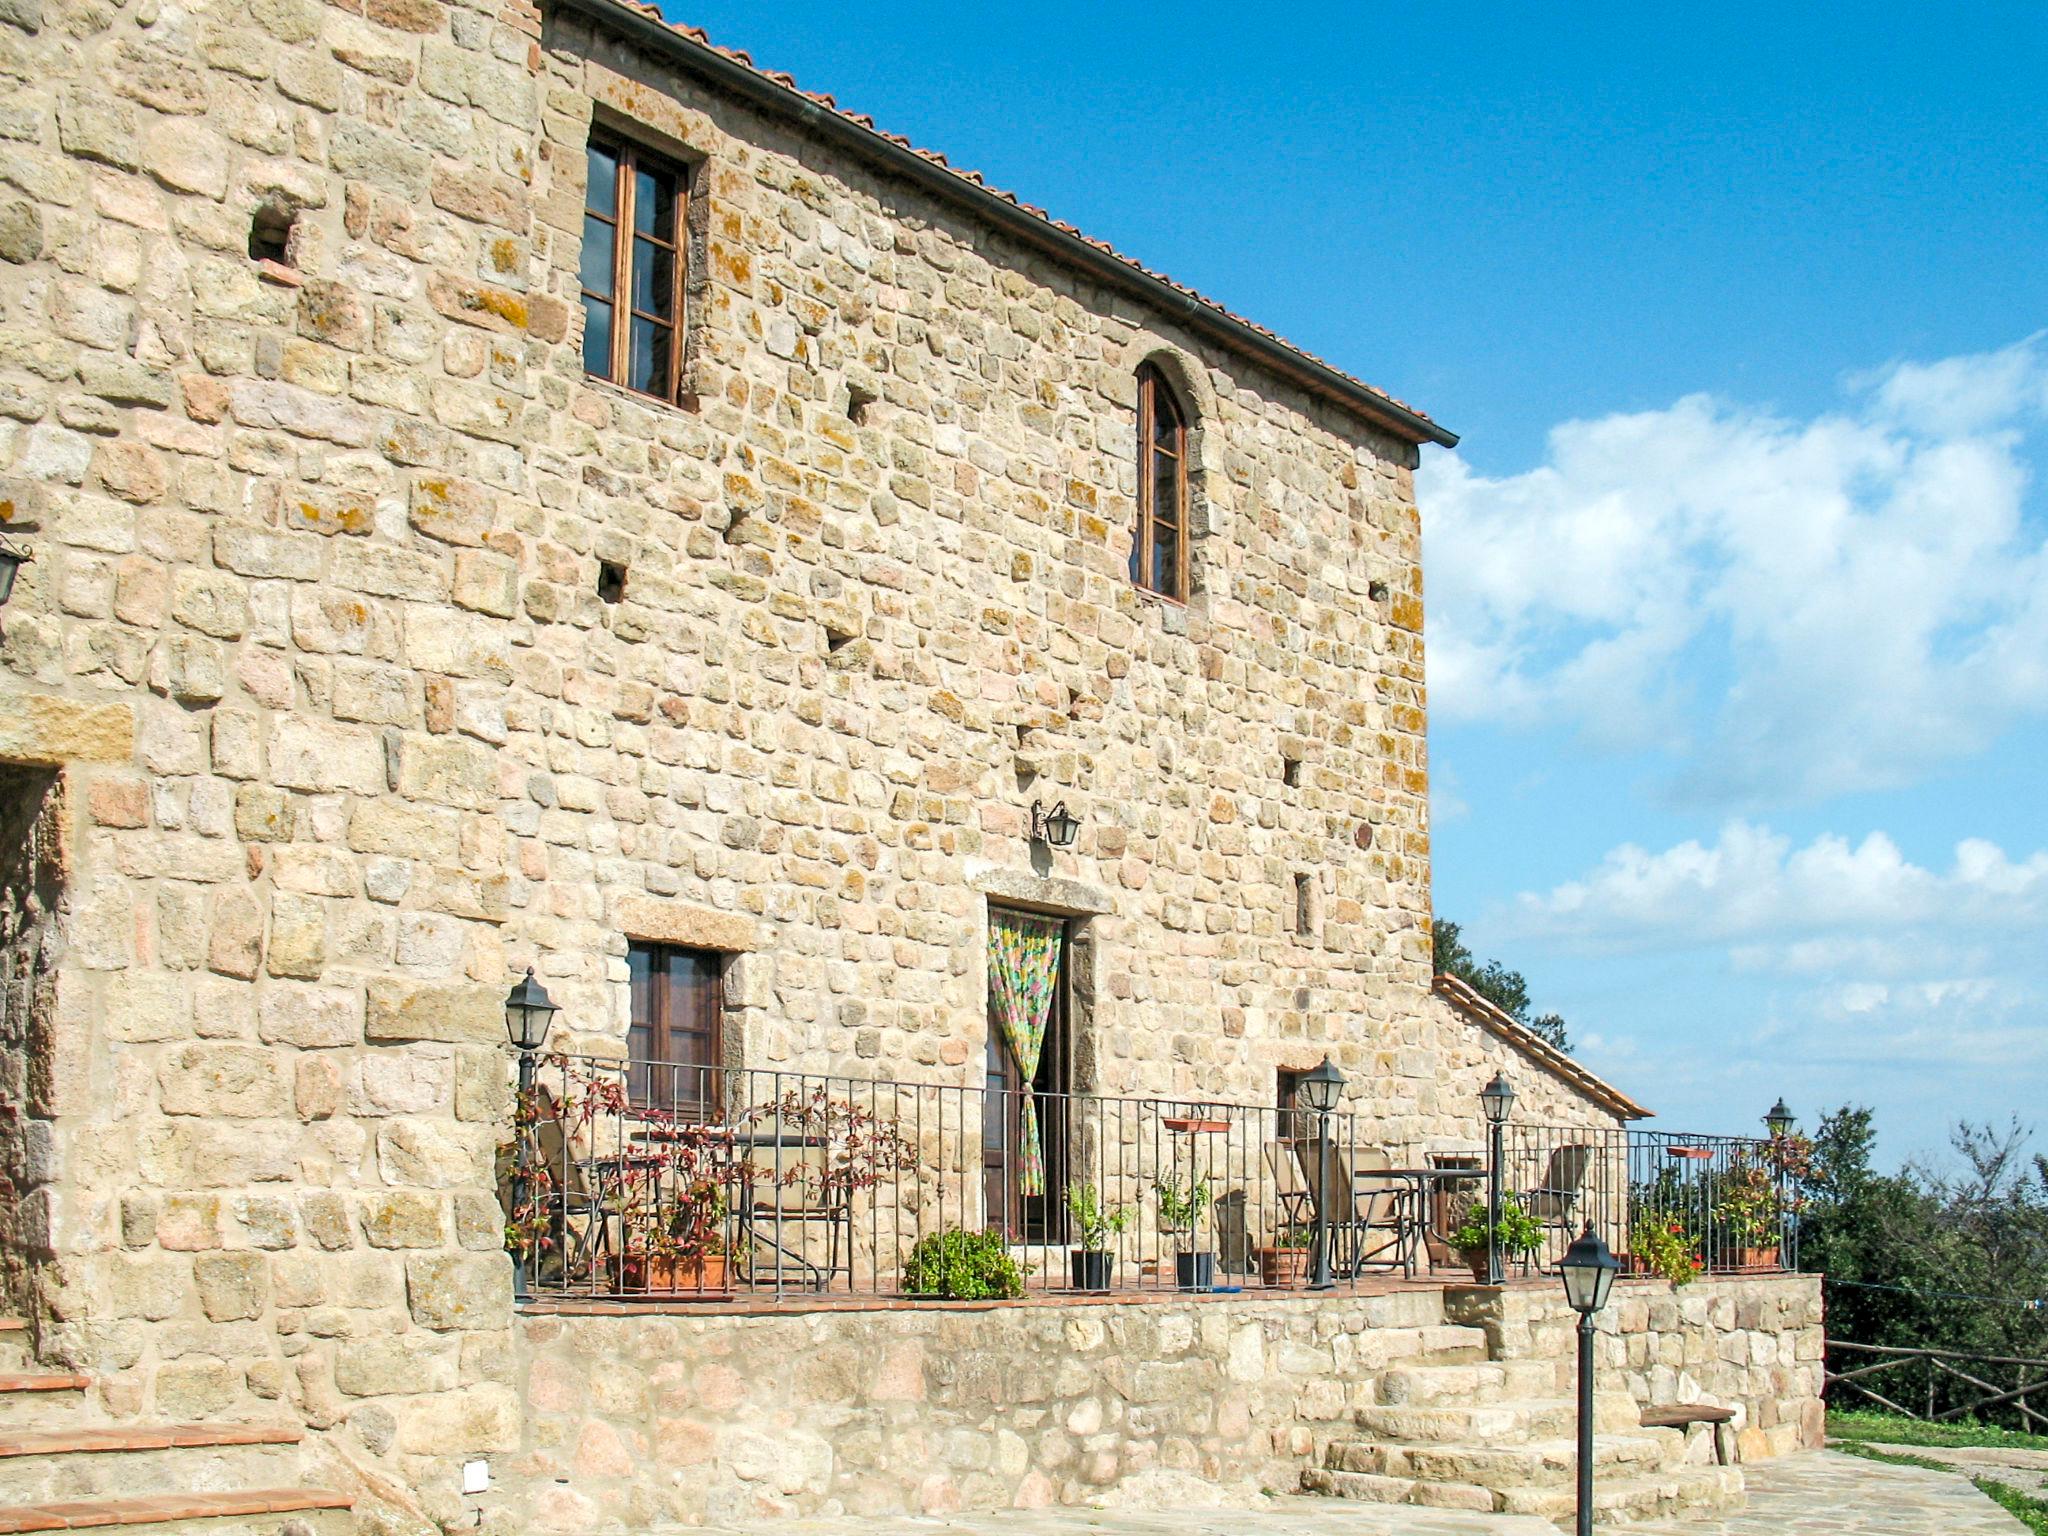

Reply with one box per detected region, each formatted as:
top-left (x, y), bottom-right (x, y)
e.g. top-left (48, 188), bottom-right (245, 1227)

top-left (1524, 1143), bottom-right (1597, 1266)
top-left (734, 1138), bottom-right (849, 1292)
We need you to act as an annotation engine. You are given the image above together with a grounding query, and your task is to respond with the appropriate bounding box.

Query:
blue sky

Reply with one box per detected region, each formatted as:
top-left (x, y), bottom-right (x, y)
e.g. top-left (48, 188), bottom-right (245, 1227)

top-left (660, 1), bottom-right (2048, 1162)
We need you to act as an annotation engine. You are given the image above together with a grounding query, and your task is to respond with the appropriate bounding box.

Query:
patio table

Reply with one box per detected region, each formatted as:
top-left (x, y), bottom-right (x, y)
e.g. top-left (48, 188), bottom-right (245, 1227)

top-left (1376, 1166), bottom-right (1485, 1277)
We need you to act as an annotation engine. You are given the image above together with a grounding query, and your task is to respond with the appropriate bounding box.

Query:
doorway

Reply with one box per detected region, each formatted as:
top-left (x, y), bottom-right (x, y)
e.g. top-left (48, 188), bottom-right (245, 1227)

top-left (983, 906), bottom-right (1071, 1242)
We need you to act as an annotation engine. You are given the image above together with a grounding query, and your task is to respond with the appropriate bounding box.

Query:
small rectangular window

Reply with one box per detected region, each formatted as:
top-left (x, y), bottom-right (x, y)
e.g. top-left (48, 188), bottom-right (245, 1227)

top-left (1293, 873), bottom-right (1314, 939)
top-left (583, 135), bottom-right (688, 405)
top-left (627, 941), bottom-right (723, 1117)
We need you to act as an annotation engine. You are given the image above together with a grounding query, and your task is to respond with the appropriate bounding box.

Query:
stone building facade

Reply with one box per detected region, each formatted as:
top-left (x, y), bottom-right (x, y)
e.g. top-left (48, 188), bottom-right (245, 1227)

top-left (0, 0), bottom-right (1652, 1527)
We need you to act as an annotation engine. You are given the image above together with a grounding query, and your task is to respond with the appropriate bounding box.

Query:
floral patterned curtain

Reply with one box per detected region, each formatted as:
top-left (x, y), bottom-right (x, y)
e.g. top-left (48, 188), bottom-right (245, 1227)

top-left (987, 909), bottom-right (1063, 1196)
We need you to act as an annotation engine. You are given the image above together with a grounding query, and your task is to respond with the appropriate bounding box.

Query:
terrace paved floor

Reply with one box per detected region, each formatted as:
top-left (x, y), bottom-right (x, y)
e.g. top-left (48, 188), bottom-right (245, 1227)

top-left (683, 1452), bottom-right (2026, 1535)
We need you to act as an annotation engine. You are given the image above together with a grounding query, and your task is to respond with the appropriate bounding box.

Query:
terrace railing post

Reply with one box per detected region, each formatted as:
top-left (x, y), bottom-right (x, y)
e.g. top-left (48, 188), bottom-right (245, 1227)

top-left (1487, 1117), bottom-right (1505, 1286)
top-left (511, 1047), bottom-right (535, 1302)
top-left (1575, 1308), bottom-right (1595, 1536)
top-left (1308, 1110), bottom-right (1335, 1292)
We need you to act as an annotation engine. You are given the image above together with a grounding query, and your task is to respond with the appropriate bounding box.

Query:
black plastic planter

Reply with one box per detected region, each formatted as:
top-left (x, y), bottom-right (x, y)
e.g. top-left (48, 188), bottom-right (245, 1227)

top-left (1070, 1250), bottom-right (1115, 1292)
top-left (1175, 1252), bottom-right (1216, 1292)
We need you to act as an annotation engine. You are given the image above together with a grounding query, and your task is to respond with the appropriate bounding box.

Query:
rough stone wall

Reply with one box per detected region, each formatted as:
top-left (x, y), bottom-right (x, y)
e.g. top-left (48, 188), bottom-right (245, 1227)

top-left (0, 0), bottom-right (1635, 1523)
top-left (1453, 1273), bottom-right (1828, 1460)
top-left (511, 1274), bottom-right (1822, 1526)
top-left (513, 1289), bottom-right (1460, 1527)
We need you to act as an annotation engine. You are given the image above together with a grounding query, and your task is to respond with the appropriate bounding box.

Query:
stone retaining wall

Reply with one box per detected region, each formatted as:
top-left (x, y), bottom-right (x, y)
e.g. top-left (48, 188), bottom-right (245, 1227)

top-left (507, 1273), bottom-right (1823, 1528)
top-left (510, 1290), bottom-right (1462, 1528)
top-left (1452, 1271), bottom-right (1827, 1460)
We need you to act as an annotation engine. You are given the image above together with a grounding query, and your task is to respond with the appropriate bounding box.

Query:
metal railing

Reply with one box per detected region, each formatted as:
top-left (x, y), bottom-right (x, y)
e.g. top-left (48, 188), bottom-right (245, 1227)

top-left (1498, 1123), bottom-right (1804, 1280)
top-left (500, 1055), bottom-right (1799, 1303)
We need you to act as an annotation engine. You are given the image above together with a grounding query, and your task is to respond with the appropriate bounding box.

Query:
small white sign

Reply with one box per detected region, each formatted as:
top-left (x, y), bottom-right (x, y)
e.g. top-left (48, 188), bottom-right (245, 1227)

top-left (462, 1460), bottom-right (490, 1496)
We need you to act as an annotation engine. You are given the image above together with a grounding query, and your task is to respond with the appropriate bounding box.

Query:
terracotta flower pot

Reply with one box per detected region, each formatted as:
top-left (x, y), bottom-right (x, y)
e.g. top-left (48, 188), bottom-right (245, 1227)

top-left (622, 1252), bottom-right (730, 1297)
top-left (1258, 1246), bottom-right (1311, 1288)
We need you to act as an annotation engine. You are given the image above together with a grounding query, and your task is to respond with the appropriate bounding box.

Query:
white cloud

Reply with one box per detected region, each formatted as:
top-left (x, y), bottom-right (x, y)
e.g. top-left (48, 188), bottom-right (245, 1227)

top-left (1510, 821), bottom-right (2048, 952)
top-left (1420, 332), bottom-right (2048, 806)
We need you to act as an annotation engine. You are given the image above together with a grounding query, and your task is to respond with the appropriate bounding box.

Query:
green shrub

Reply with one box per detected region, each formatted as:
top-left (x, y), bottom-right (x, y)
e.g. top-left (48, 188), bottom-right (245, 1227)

top-left (1447, 1194), bottom-right (1544, 1256)
top-left (902, 1229), bottom-right (1025, 1300)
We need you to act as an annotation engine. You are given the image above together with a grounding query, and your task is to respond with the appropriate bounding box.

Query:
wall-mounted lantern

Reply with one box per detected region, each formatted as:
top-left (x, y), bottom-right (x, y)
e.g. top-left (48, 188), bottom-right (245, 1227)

top-left (1030, 799), bottom-right (1081, 849)
top-left (0, 537), bottom-right (30, 607)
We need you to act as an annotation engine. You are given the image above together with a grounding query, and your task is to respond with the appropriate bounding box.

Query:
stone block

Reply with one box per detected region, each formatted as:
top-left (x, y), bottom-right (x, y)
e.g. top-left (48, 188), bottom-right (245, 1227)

top-left (405, 1252), bottom-right (512, 1331)
top-left (158, 1043), bottom-right (291, 1118)
top-left (360, 1191), bottom-right (447, 1249)
top-left (195, 1251), bottom-right (270, 1321)
top-left (335, 1332), bottom-right (460, 1398)
top-left (378, 1118), bottom-right (485, 1188)
top-left (366, 976), bottom-right (502, 1044)
top-left (0, 691), bottom-right (133, 766)
top-left (258, 982), bottom-right (361, 1047)
top-left (105, 972), bottom-right (190, 1042)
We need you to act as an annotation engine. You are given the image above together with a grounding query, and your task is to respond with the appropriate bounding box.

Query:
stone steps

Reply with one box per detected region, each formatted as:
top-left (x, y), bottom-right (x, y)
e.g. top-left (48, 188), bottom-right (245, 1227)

top-left (0, 1361), bottom-right (352, 1536)
top-left (1352, 1391), bottom-right (1645, 1445)
top-left (0, 1378), bottom-right (91, 1430)
top-left (1304, 1461), bottom-right (1743, 1526)
top-left (0, 1427), bottom-right (305, 1504)
top-left (1300, 1316), bottom-right (1747, 1529)
top-left (0, 1488), bottom-right (353, 1536)
top-left (1328, 1429), bottom-right (1683, 1487)
top-left (1378, 1357), bottom-right (1563, 1405)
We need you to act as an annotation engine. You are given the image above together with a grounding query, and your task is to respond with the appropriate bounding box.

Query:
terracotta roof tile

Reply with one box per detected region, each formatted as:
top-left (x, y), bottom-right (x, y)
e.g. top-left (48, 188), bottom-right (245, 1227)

top-left (572, 0), bottom-right (1454, 445)
top-left (1433, 973), bottom-right (1653, 1122)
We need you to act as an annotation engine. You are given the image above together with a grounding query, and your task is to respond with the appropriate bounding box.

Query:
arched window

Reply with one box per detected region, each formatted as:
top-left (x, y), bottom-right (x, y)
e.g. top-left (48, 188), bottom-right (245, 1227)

top-left (1132, 364), bottom-right (1189, 600)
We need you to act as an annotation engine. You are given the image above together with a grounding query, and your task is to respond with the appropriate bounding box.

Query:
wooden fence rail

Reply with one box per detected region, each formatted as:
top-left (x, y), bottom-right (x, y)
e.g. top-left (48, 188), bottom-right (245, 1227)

top-left (1826, 1339), bottom-right (2048, 1431)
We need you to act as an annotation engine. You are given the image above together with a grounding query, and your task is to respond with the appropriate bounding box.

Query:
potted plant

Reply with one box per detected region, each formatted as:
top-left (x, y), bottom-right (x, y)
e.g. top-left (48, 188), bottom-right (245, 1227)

top-left (1064, 1184), bottom-right (1129, 1292)
top-left (902, 1229), bottom-right (1025, 1300)
top-left (1446, 1195), bottom-right (1544, 1282)
top-left (1712, 1158), bottom-right (1785, 1269)
top-left (1154, 1172), bottom-right (1214, 1291)
top-left (622, 1180), bottom-right (731, 1295)
top-left (1630, 1215), bottom-right (1702, 1287)
top-left (1256, 1225), bottom-right (1314, 1288)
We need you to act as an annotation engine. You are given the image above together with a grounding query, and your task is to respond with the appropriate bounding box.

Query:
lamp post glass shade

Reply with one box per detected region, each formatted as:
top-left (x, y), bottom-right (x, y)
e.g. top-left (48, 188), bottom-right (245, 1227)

top-left (1480, 1071), bottom-right (1516, 1126)
top-left (1560, 1225), bottom-right (1619, 1315)
top-left (1764, 1097), bottom-right (1795, 1138)
top-left (1297, 1055), bottom-right (1345, 1115)
top-left (503, 968), bottom-right (558, 1052)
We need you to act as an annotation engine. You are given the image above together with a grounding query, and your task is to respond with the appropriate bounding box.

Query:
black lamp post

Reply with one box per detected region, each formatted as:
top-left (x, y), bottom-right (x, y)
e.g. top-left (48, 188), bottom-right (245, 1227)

top-left (0, 537), bottom-right (29, 607)
top-left (1763, 1097), bottom-right (1795, 1264)
top-left (1480, 1071), bottom-right (1516, 1285)
top-left (1297, 1055), bottom-right (1345, 1291)
top-left (504, 968), bottom-right (559, 1299)
top-left (1560, 1224), bottom-right (1619, 1536)
top-left (1030, 799), bottom-right (1081, 849)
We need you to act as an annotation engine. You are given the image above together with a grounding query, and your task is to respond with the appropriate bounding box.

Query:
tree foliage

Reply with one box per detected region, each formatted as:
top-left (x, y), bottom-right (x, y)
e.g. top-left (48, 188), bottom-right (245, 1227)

top-left (1804, 1109), bottom-right (2048, 1417)
top-left (1432, 919), bottom-right (1571, 1052)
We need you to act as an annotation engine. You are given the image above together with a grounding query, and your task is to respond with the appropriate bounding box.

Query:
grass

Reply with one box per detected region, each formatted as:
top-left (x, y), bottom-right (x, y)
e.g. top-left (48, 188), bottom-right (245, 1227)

top-left (1829, 1407), bottom-right (2048, 1454)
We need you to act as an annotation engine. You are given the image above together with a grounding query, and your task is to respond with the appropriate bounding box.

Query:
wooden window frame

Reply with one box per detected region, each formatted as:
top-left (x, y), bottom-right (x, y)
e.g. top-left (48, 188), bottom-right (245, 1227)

top-left (626, 941), bottom-right (724, 1118)
top-left (1133, 364), bottom-right (1191, 602)
top-left (582, 134), bottom-right (689, 406)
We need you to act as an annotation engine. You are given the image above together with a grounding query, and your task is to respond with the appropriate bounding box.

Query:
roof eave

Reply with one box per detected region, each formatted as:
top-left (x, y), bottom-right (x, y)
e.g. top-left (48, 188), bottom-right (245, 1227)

top-left (552, 0), bottom-right (1459, 449)
top-left (1432, 975), bottom-right (1653, 1122)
